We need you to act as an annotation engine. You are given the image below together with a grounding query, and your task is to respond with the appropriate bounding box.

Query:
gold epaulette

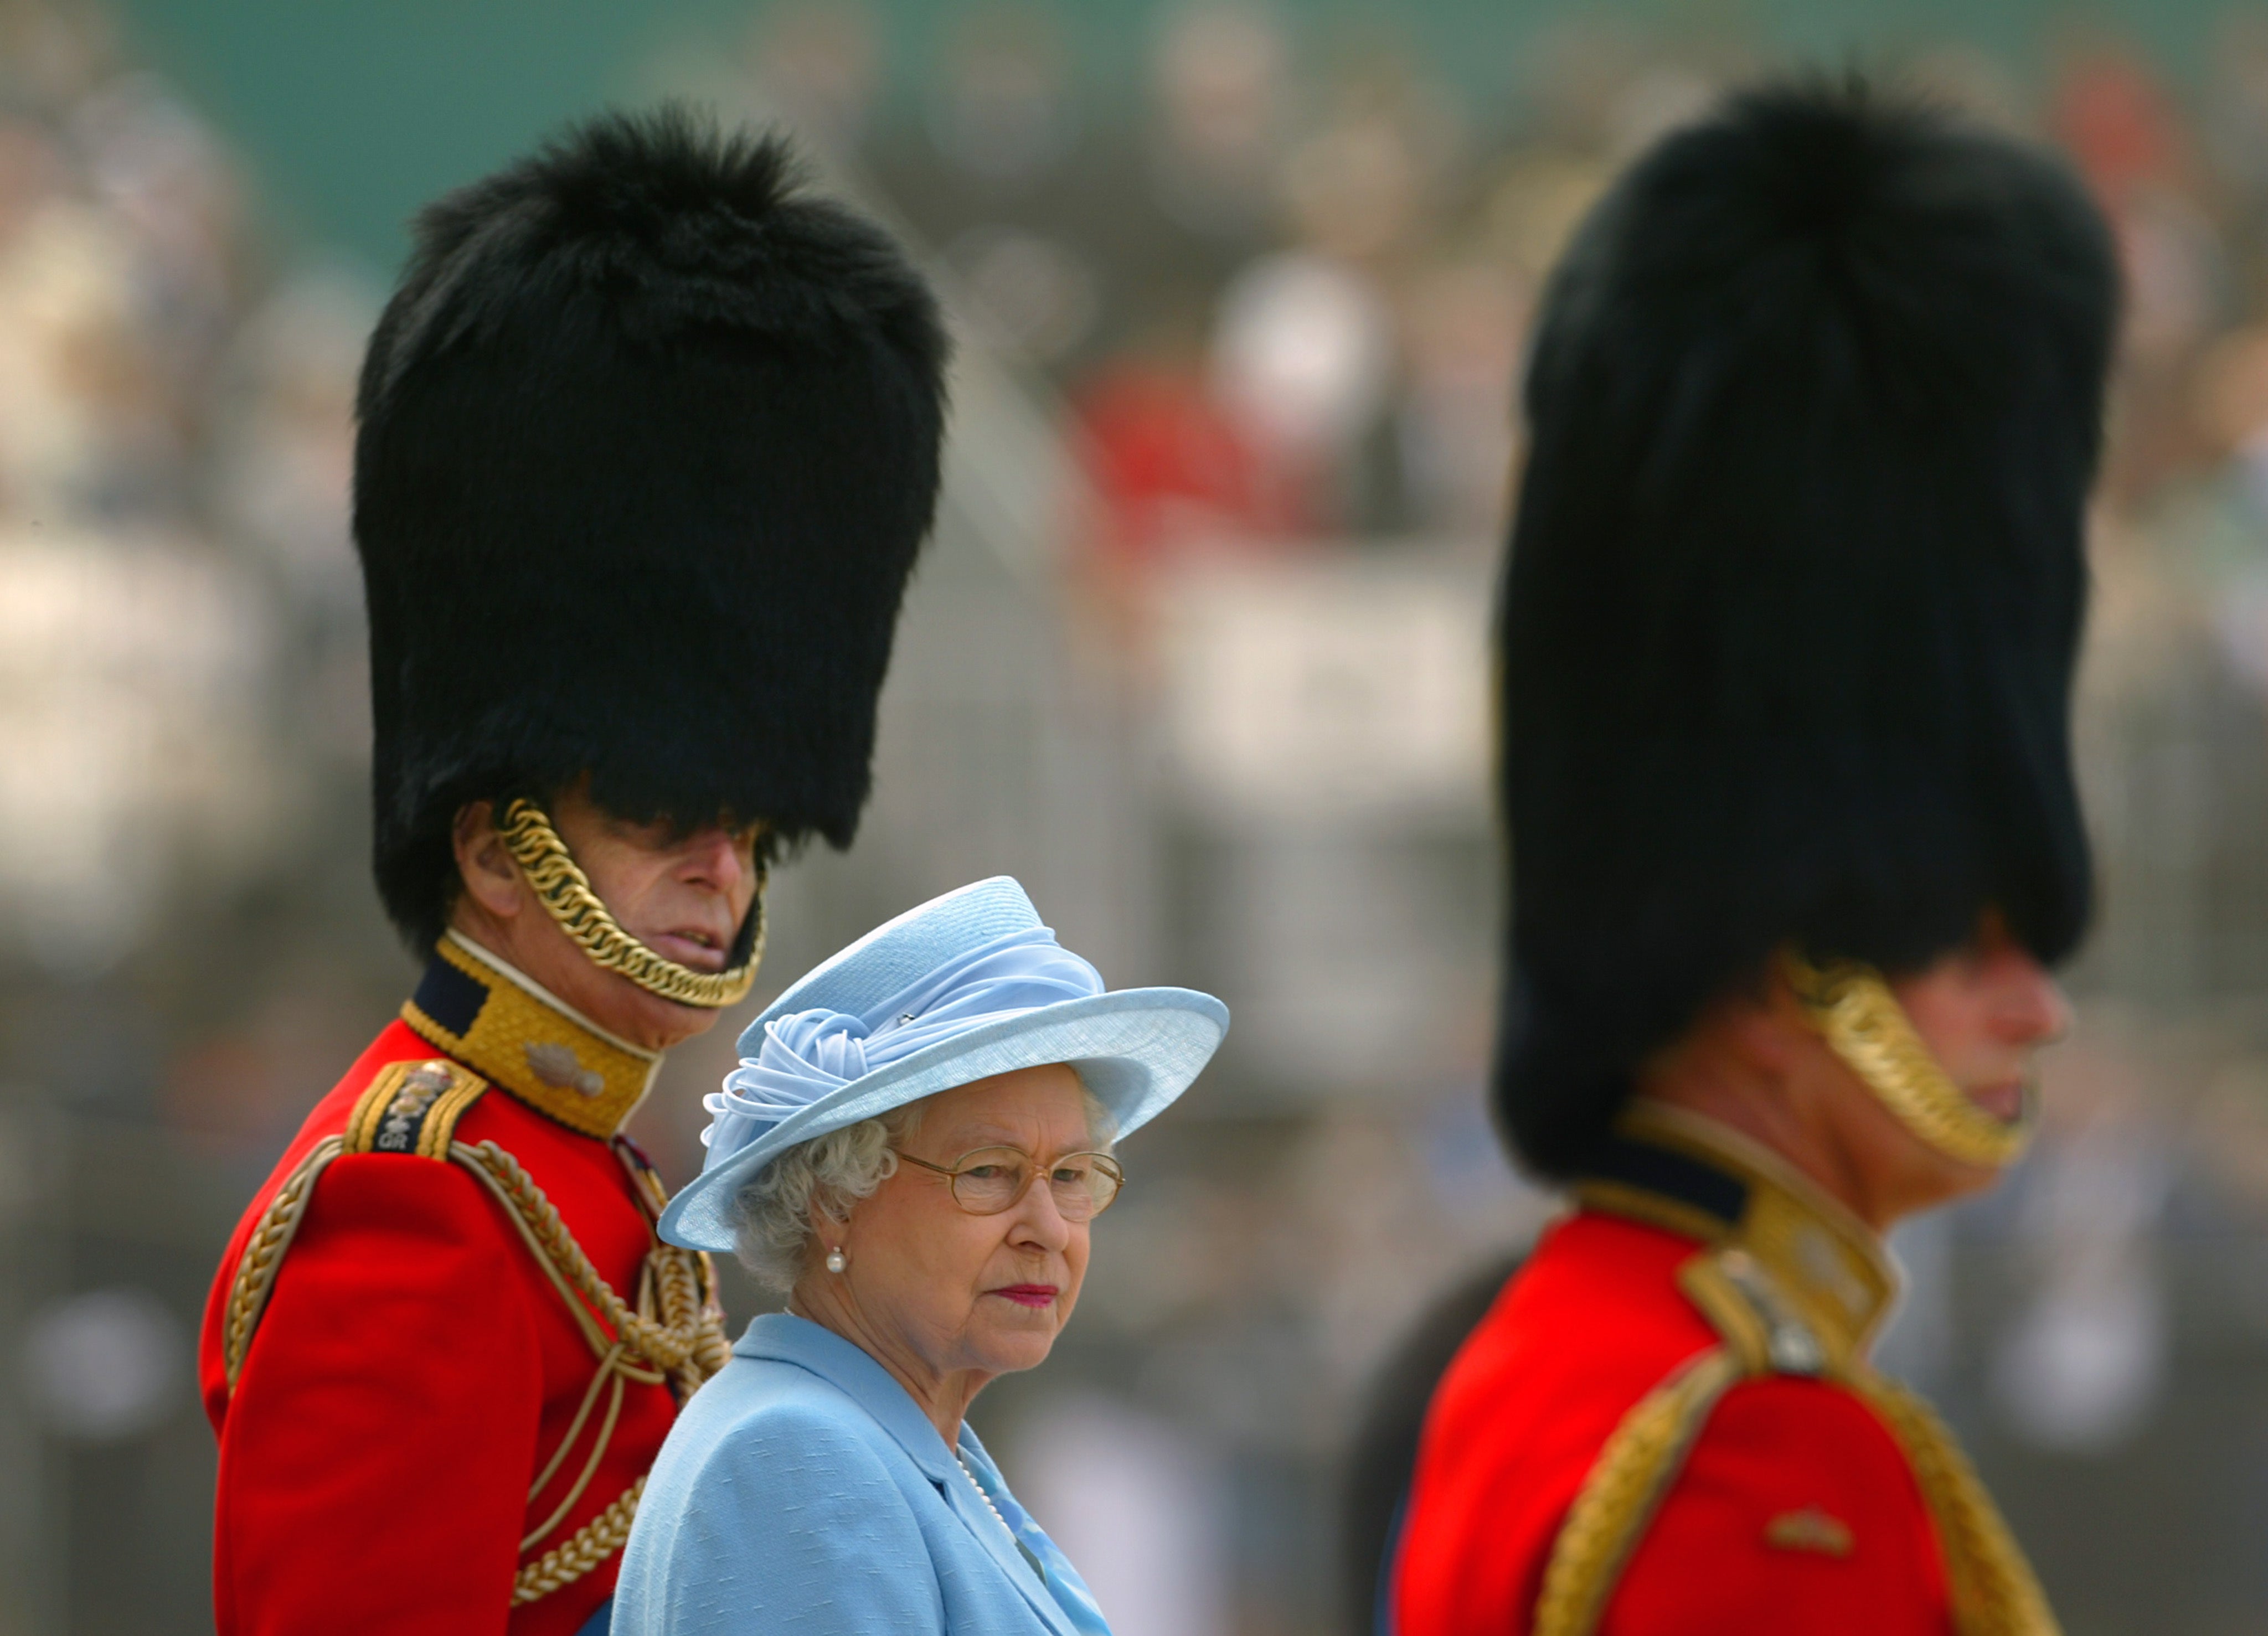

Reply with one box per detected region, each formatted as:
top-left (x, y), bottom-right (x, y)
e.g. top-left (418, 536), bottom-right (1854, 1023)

top-left (343, 1057), bottom-right (489, 1158)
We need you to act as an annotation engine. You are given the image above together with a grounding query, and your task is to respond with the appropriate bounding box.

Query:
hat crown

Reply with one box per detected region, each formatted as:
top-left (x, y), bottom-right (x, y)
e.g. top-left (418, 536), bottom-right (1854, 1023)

top-left (1493, 81), bottom-right (2116, 1178)
top-left (355, 108), bottom-right (947, 949)
top-left (741, 877), bottom-right (1044, 1052)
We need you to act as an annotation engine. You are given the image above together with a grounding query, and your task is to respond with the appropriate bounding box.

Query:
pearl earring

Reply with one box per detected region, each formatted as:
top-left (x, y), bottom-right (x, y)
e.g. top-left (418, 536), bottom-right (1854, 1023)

top-left (825, 1247), bottom-right (847, 1274)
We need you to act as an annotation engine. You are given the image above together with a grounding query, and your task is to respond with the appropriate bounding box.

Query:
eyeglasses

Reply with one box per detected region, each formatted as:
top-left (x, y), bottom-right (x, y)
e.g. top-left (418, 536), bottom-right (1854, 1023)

top-left (891, 1145), bottom-right (1126, 1221)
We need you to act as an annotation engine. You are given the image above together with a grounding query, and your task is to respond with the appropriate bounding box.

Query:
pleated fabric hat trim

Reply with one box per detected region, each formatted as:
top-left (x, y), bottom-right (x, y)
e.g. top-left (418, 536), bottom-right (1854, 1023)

top-left (742, 876), bottom-right (1048, 1046)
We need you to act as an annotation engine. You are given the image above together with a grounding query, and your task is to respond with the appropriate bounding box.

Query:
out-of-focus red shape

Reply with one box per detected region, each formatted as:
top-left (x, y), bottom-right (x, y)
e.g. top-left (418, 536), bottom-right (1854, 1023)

top-left (1071, 359), bottom-right (1293, 568)
top-left (2052, 47), bottom-right (2185, 205)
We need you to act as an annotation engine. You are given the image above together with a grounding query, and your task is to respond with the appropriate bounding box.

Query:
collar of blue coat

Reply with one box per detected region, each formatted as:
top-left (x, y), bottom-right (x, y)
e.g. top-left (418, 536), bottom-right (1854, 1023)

top-left (736, 1313), bottom-right (1112, 1636)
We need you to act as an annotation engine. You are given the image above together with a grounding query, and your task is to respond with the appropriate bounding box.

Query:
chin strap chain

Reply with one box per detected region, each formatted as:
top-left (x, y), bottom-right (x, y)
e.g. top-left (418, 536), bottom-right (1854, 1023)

top-left (498, 798), bottom-right (764, 1009)
top-left (1784, 952), bottom-right (2034, 1170)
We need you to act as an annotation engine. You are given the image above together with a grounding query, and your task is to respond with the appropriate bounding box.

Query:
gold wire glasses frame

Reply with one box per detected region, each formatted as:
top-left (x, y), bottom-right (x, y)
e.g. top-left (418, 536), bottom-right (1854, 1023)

top-left (891, 1146), bottom-right (1127, 1221)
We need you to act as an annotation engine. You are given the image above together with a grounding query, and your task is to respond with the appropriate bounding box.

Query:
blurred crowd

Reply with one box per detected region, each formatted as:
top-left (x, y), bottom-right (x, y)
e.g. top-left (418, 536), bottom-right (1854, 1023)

top-left (743, 8), bottom-right (2268, 550)
top-left (22, 0), bottom-right (2268, 1629)
top-left (0, 9), bottom-right (387, 1626)
top-left (0, 0), bottom-right (374, 993)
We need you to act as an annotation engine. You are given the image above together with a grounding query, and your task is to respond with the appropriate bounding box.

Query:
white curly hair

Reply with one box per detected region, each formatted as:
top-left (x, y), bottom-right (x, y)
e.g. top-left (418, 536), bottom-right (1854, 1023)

top-left (728, 1083), bottom-right (1118, 1293)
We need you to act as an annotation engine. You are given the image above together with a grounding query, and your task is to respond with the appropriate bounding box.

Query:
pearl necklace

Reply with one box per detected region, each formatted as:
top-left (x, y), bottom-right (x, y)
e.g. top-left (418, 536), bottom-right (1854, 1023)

top-left (956, 1451), bottom-right (1015, 1535)
top-left (957, 1450), bottom-right (1045, 1577)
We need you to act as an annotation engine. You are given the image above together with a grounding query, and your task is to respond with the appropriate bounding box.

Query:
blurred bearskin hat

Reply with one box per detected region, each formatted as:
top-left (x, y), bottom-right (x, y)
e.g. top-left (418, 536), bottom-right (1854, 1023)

top-left (355, 106), bottom-right (948, 948)
top-left (1494, 81), bottom-right (2117, 1178)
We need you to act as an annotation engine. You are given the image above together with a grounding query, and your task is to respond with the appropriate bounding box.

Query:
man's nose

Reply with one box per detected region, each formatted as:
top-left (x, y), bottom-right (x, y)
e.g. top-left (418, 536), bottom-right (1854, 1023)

top-left (1995, 951), bottom-right (2073, 1047)
top-left (679, 827), bottom-right (752, 895)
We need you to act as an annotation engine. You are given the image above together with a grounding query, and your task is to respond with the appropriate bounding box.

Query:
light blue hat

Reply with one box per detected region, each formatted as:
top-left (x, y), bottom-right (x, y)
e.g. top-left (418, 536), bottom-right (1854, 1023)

top-left (658, 876), bottom-right (1230, 1252)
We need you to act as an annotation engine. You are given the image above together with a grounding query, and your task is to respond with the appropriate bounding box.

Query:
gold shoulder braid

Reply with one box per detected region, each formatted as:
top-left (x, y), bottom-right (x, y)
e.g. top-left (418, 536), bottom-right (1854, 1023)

top-left (498, 799), bottom-right (763, 1009)
top-left (1532, 1346), bottom-right (1746, 1636)
top-left (1784, 951), bottom-right (2034, 1170)
top-left (1537, 1246), bottom-right (2058, 1636)
top-left (221, 1064), bottom-right (731, 1608)
top-left (1546, 1108), bottom-right (2060, 1636)
top-left (221, 1135), bottom-right (344, 1392)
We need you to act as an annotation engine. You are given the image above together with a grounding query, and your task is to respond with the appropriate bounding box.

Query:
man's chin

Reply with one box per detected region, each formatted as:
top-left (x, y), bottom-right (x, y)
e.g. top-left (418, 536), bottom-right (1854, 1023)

top-left (606, 983), bottom-right (724, 1050)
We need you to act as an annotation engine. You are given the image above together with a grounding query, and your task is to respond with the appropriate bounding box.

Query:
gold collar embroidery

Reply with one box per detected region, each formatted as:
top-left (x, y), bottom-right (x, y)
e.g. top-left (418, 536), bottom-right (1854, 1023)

top-left (402, 932), bottom-right (662, 1139)
top-left (1576, 1101), bottom-right (1900, 1369)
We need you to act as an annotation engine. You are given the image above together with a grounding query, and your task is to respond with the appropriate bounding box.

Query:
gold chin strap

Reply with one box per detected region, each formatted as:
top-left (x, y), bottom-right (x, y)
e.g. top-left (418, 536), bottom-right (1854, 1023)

top-left (1784, 952), bottom-right (2034, 1170)
top-left (498, 798), bottom-right (763, 1009)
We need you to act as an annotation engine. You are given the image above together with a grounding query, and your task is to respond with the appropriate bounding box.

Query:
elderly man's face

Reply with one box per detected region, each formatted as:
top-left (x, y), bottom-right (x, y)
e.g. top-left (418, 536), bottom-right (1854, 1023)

top-left (448, 782), bottom-right (762, 1051)
top-left (837, 1064), bottom-right (1096, 1383)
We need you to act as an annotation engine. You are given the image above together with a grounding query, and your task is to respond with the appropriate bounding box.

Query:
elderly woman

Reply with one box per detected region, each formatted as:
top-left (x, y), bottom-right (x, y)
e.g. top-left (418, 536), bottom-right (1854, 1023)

top-left (614, 877), bottom-right (1227, 1636)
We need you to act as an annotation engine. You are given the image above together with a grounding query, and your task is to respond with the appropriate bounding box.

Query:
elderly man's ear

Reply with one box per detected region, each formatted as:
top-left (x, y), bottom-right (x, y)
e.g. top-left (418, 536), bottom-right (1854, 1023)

top-left (1650, 980), bottom-right (1808, 1089)
top-left (452, 801), bottom-right (525, 920)
top-left (1738, 973), bottom-right (1822, 1080)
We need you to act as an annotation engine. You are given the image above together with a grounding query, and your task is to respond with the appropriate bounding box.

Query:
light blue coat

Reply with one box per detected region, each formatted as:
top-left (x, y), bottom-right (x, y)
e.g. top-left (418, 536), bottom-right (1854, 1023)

top-left (614, 1313), bottom-right (1113, 1636)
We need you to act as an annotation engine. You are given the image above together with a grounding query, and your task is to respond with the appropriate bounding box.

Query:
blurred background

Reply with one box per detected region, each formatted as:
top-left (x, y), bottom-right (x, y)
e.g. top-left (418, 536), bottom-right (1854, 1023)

top-left (4, 0), bottom-right (2268, 1630)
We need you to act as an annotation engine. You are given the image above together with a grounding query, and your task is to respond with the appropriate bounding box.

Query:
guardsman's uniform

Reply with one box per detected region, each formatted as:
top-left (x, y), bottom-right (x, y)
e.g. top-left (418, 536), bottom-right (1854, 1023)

top-left (197, 111), bottom-right (946, 1636)
top-left (1398, 1105), bottom-right (2053, 1635)
top-left (1389, 85), bottom-right (2117, 1636)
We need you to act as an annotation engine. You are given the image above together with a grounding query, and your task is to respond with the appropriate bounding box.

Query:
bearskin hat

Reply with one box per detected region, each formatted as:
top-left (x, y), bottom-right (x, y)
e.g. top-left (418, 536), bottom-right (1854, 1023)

top-left (355, 107), bottom-right (948, 948)
top-left (1494, 81), bottom-right (2117, 1178)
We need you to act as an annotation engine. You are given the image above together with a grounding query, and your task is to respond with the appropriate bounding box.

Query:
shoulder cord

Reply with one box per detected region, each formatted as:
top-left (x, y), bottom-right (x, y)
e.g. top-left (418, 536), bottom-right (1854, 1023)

top-left (445, 1139), bottom-right (731, 1603)
top-left (221, 1136), bottom-right (346, 1392)
top-left (220, 1133), bottom-right (731, 1607)
top-left (1852, 1376), bottom-right (2061, 1636)
top-left (1532, 1347), bottom-right (1745, 1636)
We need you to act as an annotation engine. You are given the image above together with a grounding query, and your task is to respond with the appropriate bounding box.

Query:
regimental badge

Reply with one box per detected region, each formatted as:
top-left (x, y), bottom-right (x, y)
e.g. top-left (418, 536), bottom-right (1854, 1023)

top-left (525, 1041), bottom-right (606, 1098)
top-left (1764, 1505), bottom-right (1854, 1558)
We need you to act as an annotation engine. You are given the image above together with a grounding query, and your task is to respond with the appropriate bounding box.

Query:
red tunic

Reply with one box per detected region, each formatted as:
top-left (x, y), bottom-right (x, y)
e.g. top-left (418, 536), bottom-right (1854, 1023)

top-left (198, 936), bottom-right (722, 1636)
top-left (1393, 1105), bottom-right (2054, 1636)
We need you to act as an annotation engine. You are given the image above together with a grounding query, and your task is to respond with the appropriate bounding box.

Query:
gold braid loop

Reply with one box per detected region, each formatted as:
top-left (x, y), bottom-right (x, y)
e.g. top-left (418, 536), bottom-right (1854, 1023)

top-left (512, 1476), bottom-right (646, 1606)
top-left (453, 1139), bottom-right (728, 1377)
top-left (1785, 953), bottom-right (2033, 1170)
top-left (498, 799), bottom-right (762, 1009)
top-left (222, 1136), bottom-right (346, 1391)
top-left (647, 1229), bottom-right (735, 1396)
top-left (450, 1139), bottom-right (727, 1605)
top-left (1854, 1376), bottom-right (2062, 1636)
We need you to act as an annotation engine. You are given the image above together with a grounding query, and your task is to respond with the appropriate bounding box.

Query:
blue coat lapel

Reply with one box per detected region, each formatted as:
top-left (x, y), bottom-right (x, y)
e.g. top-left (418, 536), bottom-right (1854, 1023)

top-left (735, 1316), bottom-right (1096, 1636)
top-left (956, 1431), bottom-right (1111, 1636)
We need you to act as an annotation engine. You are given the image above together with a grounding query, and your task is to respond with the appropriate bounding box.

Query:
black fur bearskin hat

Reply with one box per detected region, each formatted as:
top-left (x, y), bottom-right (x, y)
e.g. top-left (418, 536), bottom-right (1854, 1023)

top-left (355, 106), bottom-right (948, 948)
top-left (1494, 80), bottom-right (2117, 1178)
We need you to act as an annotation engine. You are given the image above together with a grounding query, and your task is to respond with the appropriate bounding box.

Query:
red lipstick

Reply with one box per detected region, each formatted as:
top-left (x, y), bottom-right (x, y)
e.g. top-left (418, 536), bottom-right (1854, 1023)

top-left (992, 1285), bottom-right (1057, 1309)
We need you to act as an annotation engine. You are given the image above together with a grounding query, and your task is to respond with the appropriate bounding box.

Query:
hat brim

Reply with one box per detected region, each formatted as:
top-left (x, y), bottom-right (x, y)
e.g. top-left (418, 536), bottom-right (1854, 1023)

top-left (659, 987), bottom-right (1228, 1252)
